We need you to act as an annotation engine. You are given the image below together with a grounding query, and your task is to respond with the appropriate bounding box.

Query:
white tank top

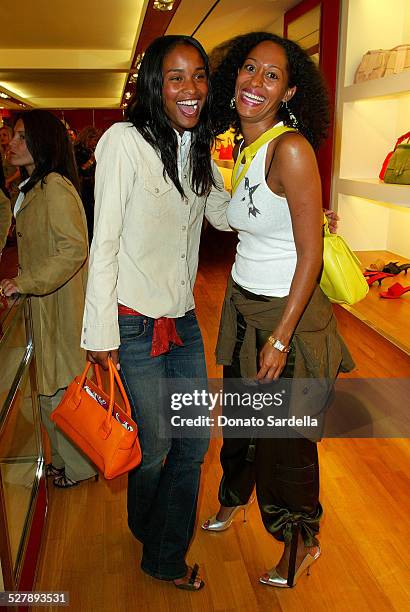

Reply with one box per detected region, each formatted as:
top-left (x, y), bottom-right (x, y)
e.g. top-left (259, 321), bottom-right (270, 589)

top-left (227, 140), bottom-right (296, 297)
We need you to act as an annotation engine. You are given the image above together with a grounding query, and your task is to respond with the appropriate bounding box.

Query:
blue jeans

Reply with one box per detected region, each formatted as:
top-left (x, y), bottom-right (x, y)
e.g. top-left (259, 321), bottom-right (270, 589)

top-left (118, 310), bottom-right (209, 580)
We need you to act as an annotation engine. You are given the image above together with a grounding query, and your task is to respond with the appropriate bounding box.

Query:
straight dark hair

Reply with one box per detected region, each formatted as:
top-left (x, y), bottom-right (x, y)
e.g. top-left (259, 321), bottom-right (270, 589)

top-left (126, 35), bottom-right (218, 198)
top-left (14, 110), bottom-right (80, 194)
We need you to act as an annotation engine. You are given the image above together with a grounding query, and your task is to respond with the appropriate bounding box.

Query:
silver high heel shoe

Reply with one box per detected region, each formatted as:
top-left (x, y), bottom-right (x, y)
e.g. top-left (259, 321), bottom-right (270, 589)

top-left (259, 545), bottom-right (321, 588)
top-left (201, 498), bottom-right (254, 532)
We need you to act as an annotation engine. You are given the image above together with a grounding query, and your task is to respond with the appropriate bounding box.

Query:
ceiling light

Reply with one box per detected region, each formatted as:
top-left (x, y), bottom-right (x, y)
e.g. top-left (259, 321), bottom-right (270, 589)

top-left (134, 53), bottom-right (144, 71)
top-left (125, 92), bottom-right (132, 100)
top-left (153, 0), bottom-right (174, 11)
top-left (0, 92), bottom-right (9, 99)
top-left (130, 53), bottom-right (145, 84)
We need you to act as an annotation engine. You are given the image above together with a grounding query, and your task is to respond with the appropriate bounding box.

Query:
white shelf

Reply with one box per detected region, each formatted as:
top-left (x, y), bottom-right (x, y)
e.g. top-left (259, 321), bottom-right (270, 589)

top-left (337, 178), bottom-right (410, 207)
top-left (332, 0), bottom-right (410, 258)
top-left (343, 71), bottom-right (410, 101)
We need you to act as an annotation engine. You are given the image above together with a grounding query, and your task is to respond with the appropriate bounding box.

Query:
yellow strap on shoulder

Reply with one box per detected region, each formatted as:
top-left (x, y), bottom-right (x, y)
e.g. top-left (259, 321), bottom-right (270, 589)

top-left (231, 124), bottom-right (297, 194)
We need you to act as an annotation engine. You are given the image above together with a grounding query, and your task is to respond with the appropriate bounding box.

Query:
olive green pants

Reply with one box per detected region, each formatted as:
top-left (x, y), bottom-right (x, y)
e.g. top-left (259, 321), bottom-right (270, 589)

top-left (218, 312), bottom-right (322, 546)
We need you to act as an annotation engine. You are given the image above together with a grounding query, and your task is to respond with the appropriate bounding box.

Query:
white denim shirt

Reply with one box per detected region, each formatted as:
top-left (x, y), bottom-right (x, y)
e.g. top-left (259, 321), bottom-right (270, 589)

top-left (81, 122), bottom-right (231, 351)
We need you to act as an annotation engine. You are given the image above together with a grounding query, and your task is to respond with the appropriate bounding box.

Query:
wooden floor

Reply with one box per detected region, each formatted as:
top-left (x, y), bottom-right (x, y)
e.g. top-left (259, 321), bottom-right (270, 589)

top-left (350, 251), bottom-right (410, 355)
top-left (34, 231), bottom-right (410, 611)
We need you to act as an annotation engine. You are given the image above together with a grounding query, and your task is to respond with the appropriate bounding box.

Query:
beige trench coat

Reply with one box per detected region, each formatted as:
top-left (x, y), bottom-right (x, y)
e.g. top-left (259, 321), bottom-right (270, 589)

top-left (0, 188), bottom-right (11, 252)
top-left (14, 173), bottom-right (88, 396)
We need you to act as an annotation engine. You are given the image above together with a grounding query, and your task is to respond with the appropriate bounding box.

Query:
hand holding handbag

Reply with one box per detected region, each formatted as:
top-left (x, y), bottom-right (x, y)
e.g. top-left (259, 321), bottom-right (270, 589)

top-left (320, 216), bottom-right (369, 305)
top-left (51, 359), bottom-right (142, 479)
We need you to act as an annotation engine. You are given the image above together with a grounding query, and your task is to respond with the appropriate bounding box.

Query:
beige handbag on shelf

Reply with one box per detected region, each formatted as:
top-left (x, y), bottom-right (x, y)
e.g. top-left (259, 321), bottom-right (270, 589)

top-left (354, 49), bottom-right (389, 83)
top-left (354, 45), bottom-right (410, 83)
top-left (384, 44), bottom-right (410, 77)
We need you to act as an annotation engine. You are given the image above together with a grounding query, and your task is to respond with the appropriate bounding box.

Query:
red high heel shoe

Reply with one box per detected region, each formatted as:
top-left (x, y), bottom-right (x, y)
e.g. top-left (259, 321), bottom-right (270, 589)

top-left (379, 282), bottom-right (410, 299)
top-left (366, 272), bottom-right (395, 287)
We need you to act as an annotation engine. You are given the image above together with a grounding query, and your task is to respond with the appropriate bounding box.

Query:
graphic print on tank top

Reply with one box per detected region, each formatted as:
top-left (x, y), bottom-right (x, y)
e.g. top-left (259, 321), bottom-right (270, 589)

top-left (241, 176), bottom-right (261, 218)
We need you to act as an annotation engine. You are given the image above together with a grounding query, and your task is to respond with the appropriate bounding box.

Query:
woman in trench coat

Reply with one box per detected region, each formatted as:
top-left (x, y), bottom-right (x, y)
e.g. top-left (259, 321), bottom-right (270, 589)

top-left (0, 110), bottom-right (97, 488)
top-left (0, 186), bottom-right (11, 253)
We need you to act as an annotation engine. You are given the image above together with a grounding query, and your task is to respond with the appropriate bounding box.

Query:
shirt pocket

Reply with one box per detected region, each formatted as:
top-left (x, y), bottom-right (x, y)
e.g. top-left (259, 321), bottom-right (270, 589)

top-left (143, 176), bottom-right (174, 217)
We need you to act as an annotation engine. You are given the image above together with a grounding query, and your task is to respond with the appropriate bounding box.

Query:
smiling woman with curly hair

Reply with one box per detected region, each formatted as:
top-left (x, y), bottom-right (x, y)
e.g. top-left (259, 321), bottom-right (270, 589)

top-left (209, 31), bottom-right (330, 149)
top-left (203, 32), bottom-right (353, 590)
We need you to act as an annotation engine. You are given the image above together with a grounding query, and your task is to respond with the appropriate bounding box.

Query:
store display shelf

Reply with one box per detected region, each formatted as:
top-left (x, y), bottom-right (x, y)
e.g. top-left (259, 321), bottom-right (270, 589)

top-left (338, 178), bottom-right (410, 207)
top-left (342, 71), bottom-right (410, 102)
top-left (343, 250), bottom-right (410, 356)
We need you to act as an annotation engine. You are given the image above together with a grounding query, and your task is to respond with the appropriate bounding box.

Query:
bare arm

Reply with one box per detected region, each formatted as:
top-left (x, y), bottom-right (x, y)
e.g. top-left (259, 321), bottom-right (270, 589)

top-left (257, 133), bottom-right (323, 381)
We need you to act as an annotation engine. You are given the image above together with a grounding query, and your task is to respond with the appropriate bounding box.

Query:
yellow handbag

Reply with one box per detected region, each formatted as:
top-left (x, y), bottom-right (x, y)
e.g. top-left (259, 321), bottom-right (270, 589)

top-left (320, 216), bottom-right (369, 305)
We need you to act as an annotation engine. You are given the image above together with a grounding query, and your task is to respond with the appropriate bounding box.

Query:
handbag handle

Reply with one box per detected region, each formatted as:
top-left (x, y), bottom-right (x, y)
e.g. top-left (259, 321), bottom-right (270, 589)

top-left (94, 363), bottom-right (103, 388)
top-left (232, 125), bottom-right (296, 194)
top-left (394, 131), bottom-right (410, 149)
top-left (388, 44), bottom-right (410, 51)
top-left (76, 359), bottom-right (132, 435)
top-left (93, 360), bottom-right (132, 420)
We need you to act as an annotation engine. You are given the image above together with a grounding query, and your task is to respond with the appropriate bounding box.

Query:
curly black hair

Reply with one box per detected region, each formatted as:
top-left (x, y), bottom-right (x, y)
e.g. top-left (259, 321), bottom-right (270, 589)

top-left (209, 32), bottom-right (330, 150)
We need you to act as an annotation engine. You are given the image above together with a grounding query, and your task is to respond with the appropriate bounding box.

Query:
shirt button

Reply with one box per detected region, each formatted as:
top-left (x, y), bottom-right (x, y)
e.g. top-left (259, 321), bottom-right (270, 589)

top-left (181, 254), bottom-right (185, 259)
top-left (17, 232), bottom-right (22, 237)
top-left (181, 281), bottom-right (185, 286)
top-left (155, 187), bottom-right (159, 193)
top-left (182, 226), bottom-right (186, 231)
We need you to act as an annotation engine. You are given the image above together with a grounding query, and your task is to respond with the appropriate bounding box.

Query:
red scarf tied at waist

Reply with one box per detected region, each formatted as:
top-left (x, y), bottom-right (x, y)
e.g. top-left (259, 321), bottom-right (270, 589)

top-left (118, 304), bottom-right (183, 357)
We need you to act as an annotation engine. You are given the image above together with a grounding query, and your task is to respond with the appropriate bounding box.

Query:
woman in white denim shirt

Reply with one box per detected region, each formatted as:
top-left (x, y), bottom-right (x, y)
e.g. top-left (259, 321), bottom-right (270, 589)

top-left (82, 35), bottom-right (231, 591)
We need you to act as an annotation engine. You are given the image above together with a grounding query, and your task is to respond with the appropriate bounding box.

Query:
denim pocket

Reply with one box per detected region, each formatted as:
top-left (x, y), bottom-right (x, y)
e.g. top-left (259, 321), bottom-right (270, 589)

top-left (119, 315), bottom-right (149, 340)
top-left (184, 309), bottom-right (197, 321)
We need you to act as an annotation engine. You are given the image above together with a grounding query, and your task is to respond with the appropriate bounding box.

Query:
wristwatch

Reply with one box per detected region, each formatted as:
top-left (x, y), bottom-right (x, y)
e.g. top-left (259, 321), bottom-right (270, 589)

top-left (267, 335), bottom-right (291, 353)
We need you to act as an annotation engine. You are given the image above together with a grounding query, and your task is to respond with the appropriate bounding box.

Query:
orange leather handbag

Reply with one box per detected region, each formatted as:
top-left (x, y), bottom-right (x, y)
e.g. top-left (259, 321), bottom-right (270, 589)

top-left (51, 359), bottom-right (142, 479)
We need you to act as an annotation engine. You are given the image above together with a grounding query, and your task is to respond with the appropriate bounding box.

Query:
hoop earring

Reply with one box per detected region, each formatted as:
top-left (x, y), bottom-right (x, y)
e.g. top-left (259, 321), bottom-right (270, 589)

top-left (230, 96), bottom-right (236, 110)
top-left (283, 100), bottom-right (299, 128)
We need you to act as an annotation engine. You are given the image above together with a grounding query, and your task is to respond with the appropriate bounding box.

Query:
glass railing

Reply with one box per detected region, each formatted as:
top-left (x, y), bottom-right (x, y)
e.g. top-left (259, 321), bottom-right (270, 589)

top-left (0, 295), bottom-right (45, 590)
